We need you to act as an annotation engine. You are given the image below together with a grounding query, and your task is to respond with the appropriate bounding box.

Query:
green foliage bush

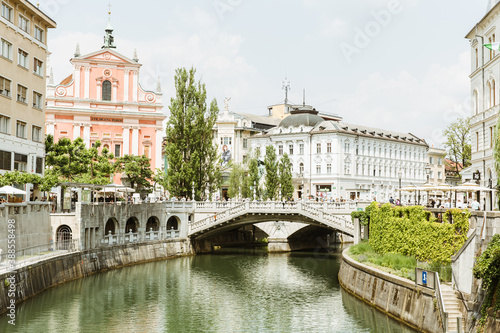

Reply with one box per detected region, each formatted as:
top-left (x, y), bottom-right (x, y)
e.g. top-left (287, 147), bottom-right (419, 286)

top-left (369, 203), bottom-right (470, 264)
top-left (473, 234), bottom-right (500, 329)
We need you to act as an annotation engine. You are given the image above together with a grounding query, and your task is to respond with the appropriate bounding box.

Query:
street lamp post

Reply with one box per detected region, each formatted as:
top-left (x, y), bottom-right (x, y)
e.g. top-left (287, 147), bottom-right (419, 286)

top-left (253, 181), bottom-right (256, 201)
top-left (192, 182), bottom-right (195, 201)
top-left (398, 170), bottom-right (402, 205)
top-left (279, 184), bottom-right (282, 201)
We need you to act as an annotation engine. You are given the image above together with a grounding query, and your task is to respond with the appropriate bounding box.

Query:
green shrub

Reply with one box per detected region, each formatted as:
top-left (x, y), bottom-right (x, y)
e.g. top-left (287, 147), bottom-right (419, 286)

top-left (368, 203), bottom-right (470, 264)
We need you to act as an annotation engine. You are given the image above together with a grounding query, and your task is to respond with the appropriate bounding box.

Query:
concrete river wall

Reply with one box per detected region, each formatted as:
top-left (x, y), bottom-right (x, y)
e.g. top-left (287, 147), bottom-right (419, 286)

top-left (0, 239), bottom-right (192, 315)
top-left (338, 249), bottom-right (442, 333)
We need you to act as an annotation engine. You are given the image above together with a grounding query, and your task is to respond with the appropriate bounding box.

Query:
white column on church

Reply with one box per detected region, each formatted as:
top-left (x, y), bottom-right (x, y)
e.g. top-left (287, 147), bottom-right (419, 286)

top-left (73, 123), bottom-right (81, 140)
top-left (112, 81), bottom-right (118, 102)
top-left (84, 66), bottom-right (90, 99)
top-left (132, 71), bottom-right (138, 102)
top-left (124, 70), bottom-right (129, 102)
top-left (131, 126), bottom-right (139, 155)
top-left (74, 66), bottom-right (81, 98)
top-left (155, 126), bottom-right (163, 169)
top-left (96, 81), bottom-right (102, 100)
top-left (123, 126), bottom-right (130, 155)
top-left (83, 123), bottom-right (91, 148)
top-left (46, 121), bottom-right (55, 136)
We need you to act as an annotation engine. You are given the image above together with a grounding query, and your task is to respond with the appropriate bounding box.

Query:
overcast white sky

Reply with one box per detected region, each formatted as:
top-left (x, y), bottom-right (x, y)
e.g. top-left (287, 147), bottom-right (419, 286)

top-left (38, 0), bottom-right (488, 147)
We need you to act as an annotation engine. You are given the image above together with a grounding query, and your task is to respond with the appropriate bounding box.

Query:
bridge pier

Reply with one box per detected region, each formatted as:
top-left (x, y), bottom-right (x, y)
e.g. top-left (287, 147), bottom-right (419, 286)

top-left (267, 238), bottom-right (291, 253)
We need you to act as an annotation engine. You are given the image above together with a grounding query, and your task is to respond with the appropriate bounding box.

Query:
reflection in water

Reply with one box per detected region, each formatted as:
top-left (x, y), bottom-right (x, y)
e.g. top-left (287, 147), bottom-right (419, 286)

top-left (0, 250), bottom-right (416, 333)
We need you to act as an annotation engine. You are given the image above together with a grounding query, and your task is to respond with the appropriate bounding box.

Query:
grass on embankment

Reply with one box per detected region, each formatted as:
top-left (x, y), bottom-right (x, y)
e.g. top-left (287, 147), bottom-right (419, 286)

top-left (349, 242), bottom-right (417, 281)
top-left (348, 242), bottom-right (452, 282)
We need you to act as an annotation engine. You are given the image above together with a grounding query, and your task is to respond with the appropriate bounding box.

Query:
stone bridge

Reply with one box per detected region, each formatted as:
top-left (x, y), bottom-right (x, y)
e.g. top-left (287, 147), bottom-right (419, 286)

top-left (165, 200), bottom-right (369, 252)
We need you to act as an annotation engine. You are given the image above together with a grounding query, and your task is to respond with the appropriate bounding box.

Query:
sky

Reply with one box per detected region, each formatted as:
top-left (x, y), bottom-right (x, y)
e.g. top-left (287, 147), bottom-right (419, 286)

top-left (38, 0), bottom-right (489, 147)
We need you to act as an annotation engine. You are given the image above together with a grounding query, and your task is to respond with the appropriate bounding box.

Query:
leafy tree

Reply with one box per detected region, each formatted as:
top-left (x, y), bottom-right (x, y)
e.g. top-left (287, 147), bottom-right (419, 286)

top-left (443, 117), bottom-right (471, 172)
top-left (264, 145), bottom-right (279, 200)
top-left (165, 67), bottom-right (220, 200)
top-left (228, 163), bottom-right (245, 199)
top-left (115, 155), bottom-right (153, 192)
top-left (81, 140), bottom-right (115, 185)
top-left (246, 150), bottom-right (262, 200)
top-left (45, 135), bottom-right (89, 181)
top-left (279, 153), bottom-right (294, 200)
top-left (152, 168), bottom-right (168, 196)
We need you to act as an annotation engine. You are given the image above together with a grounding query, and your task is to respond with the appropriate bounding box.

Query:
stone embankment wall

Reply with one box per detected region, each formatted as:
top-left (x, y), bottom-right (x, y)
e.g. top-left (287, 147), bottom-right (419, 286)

top-left (339, 249), bottom-right (442, 333)
top-left (0, 239), bottom-right (192, 315)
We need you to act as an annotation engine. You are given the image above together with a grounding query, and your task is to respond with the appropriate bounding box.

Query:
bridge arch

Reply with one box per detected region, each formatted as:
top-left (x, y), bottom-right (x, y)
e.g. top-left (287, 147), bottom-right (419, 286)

top-left (105, 217), bottom-right (118, 235)
top-left (167, 216), bottom-right (180, 230)
top-left (125, 217), bottom-right (139, 233)
top-left (56, 225), bottom-right (72, 250)
top-left (146, 216), bottom-right (160, 232)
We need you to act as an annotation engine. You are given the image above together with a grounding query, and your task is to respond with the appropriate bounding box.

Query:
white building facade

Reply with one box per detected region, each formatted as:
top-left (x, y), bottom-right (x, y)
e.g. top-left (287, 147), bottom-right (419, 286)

top-left (465, 1), bottom-right (500, 209)
top-left (250, 106), bottom-right (429, 202)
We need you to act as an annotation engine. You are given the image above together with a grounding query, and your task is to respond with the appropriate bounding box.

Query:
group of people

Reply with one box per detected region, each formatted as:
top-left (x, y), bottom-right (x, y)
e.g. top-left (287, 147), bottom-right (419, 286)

top-left (387, 196), bottom-right (482, 210)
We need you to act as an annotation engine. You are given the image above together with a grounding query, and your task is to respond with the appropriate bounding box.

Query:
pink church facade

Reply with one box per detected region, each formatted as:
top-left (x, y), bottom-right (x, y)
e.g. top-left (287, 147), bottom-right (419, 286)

top-left (45, 26), bottom-right (165, 184)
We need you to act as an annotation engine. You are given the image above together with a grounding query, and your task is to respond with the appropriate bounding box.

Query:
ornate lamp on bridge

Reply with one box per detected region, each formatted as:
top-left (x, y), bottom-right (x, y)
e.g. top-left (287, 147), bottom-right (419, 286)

top-left (398, 169), bottom-right (402, 204)
top-left (279, 184), bottom-right (282, 201)
top-left (253, 181), bottom-right (256, 201)
top-left (192, 182), bottom-right (195, 201)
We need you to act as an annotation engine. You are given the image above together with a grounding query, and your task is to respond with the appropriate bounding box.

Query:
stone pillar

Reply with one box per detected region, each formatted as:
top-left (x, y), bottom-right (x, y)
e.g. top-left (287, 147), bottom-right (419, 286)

top-left (84, 66), bottom-right (90, 99)
top-left (96, 80), bottom-right (102, 101)
top-left (83, 123), bottom-right (91, 148)
top-left (353, 217), bottom-right (360, 245)
top-left (46, 120), bottom-right (55, 136)
top-left (112, 80), bottom-right (118, 102)
top-left (124, 70), bottom-right (129, 102)
top-left (132, 70), bottom-right (138, 102)
top-left (131, 126), bottom-right (139, 156)
top-left (73, 123), bottom-right (81, 140)
top-left (155, 126), bottom-right (163, 169)
top-left (74, 66), bottom-right (81, 98)
top-left (123, 126), bottom-right (131, 155)
top-left (267, 238), bottom-right (291, 252)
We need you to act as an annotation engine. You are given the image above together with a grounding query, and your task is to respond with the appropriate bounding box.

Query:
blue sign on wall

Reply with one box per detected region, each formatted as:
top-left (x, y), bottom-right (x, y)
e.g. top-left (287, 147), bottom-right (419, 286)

top-left (422, 271), bottom-right (427, 284)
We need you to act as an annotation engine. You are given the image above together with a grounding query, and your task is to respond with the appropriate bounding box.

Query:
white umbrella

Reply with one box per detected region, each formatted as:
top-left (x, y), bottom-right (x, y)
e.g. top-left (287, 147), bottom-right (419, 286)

top-left (0, 185), bottom-right (26, 195)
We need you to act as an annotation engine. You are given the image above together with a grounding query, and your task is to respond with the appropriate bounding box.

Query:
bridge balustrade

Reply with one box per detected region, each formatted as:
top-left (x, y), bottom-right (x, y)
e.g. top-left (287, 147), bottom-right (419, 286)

top-left (189, 201), bottom-right (355, 236)
top-left (166, 228), bottom-right (180, 239)
top-left (145, 228), bottom-right (160, 241)
top-left (124, 230), bottom-right (138, 243)
top-left (104, 231), bottom-right (118, 246)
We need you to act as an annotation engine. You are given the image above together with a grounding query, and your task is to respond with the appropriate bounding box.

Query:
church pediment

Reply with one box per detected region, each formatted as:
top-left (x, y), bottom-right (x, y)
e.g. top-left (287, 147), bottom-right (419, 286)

top-left (75, 49), bottom-right (139, 66)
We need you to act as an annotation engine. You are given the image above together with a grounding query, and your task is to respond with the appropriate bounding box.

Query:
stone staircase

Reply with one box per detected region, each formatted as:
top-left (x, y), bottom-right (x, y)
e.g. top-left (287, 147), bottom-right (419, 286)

top-left (440, 284), bottom-right (465, 332)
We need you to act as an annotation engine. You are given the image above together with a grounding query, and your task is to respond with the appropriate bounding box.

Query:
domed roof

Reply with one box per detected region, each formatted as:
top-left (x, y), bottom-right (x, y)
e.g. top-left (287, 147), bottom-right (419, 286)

top-left (278, 106), bottom-right (324, 128)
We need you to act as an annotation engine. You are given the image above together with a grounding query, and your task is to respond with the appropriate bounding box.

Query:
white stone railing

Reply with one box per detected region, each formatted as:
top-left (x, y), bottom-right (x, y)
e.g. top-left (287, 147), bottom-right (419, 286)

top-left (165, 229), bottom-right (180, 239)
top-left (145, 229), bottom-right (160, 241)
top-left (188, 201), bottom-right (354, 236)
top-left (124, 231), bottom-right (138, 243)
top-left (104, 232), bottom-right (118, 246)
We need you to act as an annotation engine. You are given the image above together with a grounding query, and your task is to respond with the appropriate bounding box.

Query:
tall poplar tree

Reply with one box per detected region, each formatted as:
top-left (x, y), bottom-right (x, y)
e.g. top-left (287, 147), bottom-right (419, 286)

top-left (247, 152), bottom-right (261, 200)
top-left (264, 145), bottom-right (279, 200)
top-left (443, 117), bottom-right (471, 172)
top-left (279, 153), bottom-right (294, 200)
top-left (165, 67), bottom-right (220, 199)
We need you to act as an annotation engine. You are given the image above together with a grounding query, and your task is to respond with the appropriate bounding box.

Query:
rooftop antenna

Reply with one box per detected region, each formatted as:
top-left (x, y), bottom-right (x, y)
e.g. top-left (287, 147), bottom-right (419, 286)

top-left (282, 77), bottom-right (291, 106)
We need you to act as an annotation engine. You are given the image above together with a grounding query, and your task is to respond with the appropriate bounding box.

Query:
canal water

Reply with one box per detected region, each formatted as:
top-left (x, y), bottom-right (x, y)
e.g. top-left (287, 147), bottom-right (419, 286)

top-left (0, 247), bottom-right (416, 332)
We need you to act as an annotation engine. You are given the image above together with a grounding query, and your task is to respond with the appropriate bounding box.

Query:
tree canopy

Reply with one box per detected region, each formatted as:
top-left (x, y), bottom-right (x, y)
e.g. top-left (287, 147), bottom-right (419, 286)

top-left (165, 67), bottom-right (220, 199)
top-left (264, 145), bottom-right (279, 200)
top-left (442, 117), bottom-right (471, 172)
top-left (279, 153), bottom-right (294, 200)
top-left (115, 155), bottom-right (153, 192)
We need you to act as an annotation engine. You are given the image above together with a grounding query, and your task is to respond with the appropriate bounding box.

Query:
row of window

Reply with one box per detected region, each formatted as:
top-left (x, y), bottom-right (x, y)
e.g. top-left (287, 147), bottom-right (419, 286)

top-left (88, 142), bottom-right (151, 159)
top-left (0, 75), bottom-right (43, 108)
top-left (0, 114), bottom-right (42, 141)
top-left (475, 126), bottom-right (496, 152)
top-left (428, 157), bottom-right (443, 165)
top-left (1, 2), bottom-right (45, 42)
top-left (1, 38), bottom-right (44, 75)
top-left (0, 149), bottom-right (43, 173)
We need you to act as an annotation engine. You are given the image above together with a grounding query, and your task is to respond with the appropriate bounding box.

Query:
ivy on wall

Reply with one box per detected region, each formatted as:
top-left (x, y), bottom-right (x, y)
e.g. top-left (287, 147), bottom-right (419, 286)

top-left (368, 203), bottom-right (470, 264)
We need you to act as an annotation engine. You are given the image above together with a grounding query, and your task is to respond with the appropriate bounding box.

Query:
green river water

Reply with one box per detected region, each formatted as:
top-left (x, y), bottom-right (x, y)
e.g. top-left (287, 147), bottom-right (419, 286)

top-left (0, 247), bottom-right (417, 332)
